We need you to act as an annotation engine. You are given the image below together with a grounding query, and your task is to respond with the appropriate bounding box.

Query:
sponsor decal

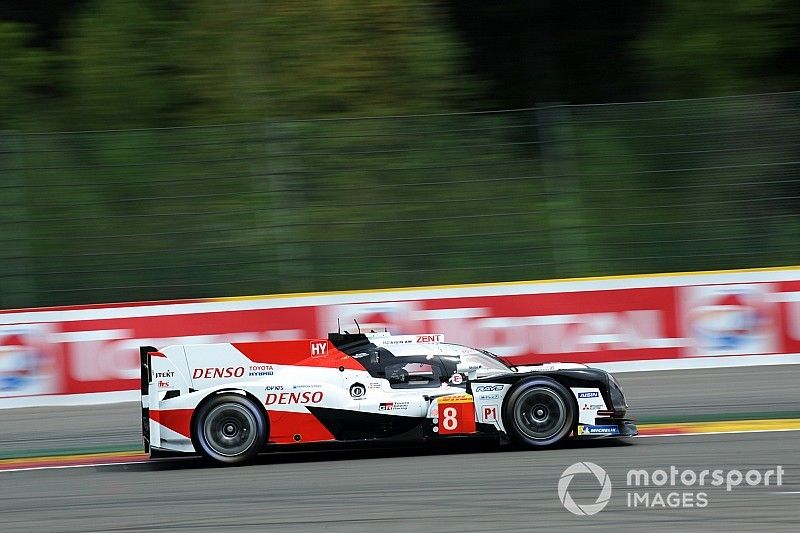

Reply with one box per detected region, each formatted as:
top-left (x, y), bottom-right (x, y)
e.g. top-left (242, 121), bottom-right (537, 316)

top-left (682, 285), bottom-right (776, 356)
top-left (438, 393), bottom-right (473, 404)
top-left (478, 394), bottom-right (500, 400)
top-left (379, 401), bottom-right (409, 411)
top-left (265, 385), bottom-right (284, 391)
top-left (582, 403), bottom-right (605, 410)
top-left (436, 400), bottom-right (477, 434)
top-left (416, 334), bottom-right (443, 343)
top-left (157, 380), bottom-right (170, 388)
top-left (577, 424), bottom-right (620, 436)
top-left (368, 382), bottom-right (381, 389)
top-left (310, 341), bottom-right (328, 357)
top-left (349, 382), bottom-right (366, 399)
top-left (11, 270), bottom-right (800, 400)
top-left (0, 324), bottom-right (58, 397)
top-left (265, 391), bottom-right (324, 405)
top-left (474, 384), bottom-right (505, 392)
top-left (292, 384), bottom-right (321, 389)
top-left (192, 366), bottom-right (245, 379)
top-left (154, 370), bottom-right (174, 379)
top-left (449, 373), bottom-right (463, 385)
top-left (577, 391), bottom-right (600, 398)
top-left (248, 364), bottom-right (274, 377)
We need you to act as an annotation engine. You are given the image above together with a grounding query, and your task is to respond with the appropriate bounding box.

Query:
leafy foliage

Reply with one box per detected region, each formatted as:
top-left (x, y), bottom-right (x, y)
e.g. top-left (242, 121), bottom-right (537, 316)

top-left (1, 2), bottom-right (800, 307)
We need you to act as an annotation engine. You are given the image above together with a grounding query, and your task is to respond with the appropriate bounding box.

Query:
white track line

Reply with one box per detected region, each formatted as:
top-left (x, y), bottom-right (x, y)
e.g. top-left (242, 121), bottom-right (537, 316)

top-left (0, 390), bottom-right (139, 409)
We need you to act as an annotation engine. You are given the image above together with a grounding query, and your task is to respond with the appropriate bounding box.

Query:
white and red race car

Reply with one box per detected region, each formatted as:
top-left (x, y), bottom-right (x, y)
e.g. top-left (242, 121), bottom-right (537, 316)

top-left (140, 332), bottom-right (636, 464)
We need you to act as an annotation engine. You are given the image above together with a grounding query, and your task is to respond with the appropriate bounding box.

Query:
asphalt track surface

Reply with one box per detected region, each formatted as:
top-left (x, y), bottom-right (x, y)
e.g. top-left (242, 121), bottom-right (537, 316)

top-left (1, 365), bottom-right (799, 531)
top-left (0, 432), bottom-right (797, 531)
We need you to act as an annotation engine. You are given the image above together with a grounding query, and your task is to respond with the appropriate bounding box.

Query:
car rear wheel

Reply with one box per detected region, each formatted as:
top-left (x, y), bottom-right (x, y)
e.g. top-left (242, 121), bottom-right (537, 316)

top-left (192, 394), bottom-right (267, 464)
top-left (503, 378), bottom-right (575, 448)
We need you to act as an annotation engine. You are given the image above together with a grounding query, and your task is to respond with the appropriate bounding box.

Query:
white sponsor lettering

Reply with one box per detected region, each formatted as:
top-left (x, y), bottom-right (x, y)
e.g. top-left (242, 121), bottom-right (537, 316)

top-left (442, 406), bottom-right (459, 430)
top-left (310, 342), bottom-right (327, 356)
top-left (265, 391), bottom-right (323, 405)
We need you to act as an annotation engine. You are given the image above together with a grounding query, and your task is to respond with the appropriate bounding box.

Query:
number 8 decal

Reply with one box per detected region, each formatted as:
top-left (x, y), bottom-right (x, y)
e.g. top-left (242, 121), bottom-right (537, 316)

top-left (442, 406), bottom-right (459, 431)
top-left (438, 397), bottom-right (476, 435)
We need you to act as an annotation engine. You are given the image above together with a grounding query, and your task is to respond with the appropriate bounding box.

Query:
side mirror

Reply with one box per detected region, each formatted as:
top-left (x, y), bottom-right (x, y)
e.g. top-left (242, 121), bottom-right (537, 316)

top-left (456, 362), bottom-right (480, 381)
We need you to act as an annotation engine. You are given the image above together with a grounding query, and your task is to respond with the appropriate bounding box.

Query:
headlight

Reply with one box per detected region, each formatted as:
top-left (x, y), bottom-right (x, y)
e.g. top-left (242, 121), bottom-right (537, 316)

top-left (608, 373), bottom-right (628, 410)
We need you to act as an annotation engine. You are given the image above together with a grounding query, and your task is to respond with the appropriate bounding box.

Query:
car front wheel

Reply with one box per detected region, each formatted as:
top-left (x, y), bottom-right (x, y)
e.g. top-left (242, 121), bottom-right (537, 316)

top-left (502, 378), bottom-right (575, 448)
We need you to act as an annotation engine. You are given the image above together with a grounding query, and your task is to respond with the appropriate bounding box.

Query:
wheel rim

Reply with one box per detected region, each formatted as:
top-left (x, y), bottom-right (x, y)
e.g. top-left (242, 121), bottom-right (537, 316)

top-left (202, 403), bottom-right (258, 457)
top-left (513, 386), bottom-right (568, 441)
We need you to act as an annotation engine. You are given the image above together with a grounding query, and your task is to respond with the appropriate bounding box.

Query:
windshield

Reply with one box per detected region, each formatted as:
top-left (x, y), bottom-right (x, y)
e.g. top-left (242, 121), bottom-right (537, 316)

top-left (443, 344), bottom-right (514, 376)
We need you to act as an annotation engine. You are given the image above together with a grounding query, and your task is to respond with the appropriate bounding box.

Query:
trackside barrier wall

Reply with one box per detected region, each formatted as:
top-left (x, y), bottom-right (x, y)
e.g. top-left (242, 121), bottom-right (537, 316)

top-left (2, 266), bottom-right (800, 404)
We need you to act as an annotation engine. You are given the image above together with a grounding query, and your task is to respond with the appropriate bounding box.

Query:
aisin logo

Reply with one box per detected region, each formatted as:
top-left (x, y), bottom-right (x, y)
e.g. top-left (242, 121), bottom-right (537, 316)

top-left (558, 462), bottom-right (612, 516)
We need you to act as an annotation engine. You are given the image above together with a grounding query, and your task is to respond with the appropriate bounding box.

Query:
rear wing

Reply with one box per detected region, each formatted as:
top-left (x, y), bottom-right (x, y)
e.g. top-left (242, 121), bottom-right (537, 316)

top-left (139, 345), bottom-right (157, 453)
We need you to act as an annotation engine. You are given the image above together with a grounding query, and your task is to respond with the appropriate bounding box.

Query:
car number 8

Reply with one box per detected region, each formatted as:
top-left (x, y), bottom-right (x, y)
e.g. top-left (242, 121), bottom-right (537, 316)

top-left (442, 406), bottom-right (459, 430)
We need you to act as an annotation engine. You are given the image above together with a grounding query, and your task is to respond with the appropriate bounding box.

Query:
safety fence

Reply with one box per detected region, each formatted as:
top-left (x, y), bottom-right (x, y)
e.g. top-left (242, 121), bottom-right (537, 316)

top-left (1, 92), bottom-right (799, 309)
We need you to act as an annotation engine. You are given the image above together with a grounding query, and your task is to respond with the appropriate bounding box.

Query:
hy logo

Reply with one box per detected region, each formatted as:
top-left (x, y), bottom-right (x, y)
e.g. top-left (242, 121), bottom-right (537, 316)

top-left (558, 462), bottom-right (612, 516)
top-left (310, 342), bottom-right (328, 357)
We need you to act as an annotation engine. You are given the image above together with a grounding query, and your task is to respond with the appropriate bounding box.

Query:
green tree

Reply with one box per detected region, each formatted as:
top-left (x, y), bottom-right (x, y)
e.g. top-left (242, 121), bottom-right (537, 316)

top-left (62, 0), bottom-right (186, 129)
top-left (0, 22), bottom-right (50, 129)
top-left (59, 0), bottom-right (474, 127)
top-left (637, 1), bottom-right (800, 97)
top-left (8, 0), bottom-right (492, 305)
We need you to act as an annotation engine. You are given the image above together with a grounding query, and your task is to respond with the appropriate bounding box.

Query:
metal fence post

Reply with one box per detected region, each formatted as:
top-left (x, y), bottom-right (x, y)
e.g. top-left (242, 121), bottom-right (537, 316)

top-left (0, 131), bottom-right (36, 309)
top-left (537, 104), bottom-right (586, 278)
top-left (264, 121), bottom-right (312, 293)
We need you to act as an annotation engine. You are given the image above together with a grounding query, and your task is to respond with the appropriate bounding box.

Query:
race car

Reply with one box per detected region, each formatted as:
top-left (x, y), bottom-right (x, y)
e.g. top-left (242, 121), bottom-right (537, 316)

top-left (140, 331), bottom-right (636, 464)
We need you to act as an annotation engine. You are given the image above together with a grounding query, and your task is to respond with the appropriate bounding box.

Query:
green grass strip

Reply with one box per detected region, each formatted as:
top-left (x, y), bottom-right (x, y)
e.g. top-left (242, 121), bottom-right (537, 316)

top-left (0, 443), bottom-right (142, 460)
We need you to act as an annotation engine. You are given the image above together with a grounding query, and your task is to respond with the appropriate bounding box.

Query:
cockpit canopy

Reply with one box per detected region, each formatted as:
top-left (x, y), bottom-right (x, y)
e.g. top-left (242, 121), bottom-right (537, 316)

top-left (329, 332), bottom-right (512, 387)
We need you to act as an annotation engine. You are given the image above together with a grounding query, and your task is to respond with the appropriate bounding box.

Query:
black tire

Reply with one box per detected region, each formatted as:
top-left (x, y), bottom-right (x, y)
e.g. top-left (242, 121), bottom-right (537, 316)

top-left (502, 378), bottom-right (575, 448)
top-left (192, 394), bottom-right (267, 465)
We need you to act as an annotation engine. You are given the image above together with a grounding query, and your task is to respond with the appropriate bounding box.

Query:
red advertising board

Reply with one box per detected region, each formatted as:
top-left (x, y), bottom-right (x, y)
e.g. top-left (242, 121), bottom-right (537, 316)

top-left (1, 268), bottom-right (799, 398)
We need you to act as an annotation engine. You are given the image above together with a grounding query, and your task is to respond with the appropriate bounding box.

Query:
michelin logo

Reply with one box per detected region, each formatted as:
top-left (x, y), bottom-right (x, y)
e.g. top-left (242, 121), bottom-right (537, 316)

top-left (578, 425), bottom-right (620, 436)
